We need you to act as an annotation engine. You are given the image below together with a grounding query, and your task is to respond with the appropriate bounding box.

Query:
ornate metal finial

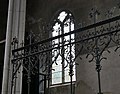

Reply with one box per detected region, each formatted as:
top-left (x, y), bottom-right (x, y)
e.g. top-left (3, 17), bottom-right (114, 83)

top-left (11, 37), bottom-right (18, 50)
top-left (89, 7), bottom-right (100, 22)
top-left (11, 37), bottom-right (18, 45)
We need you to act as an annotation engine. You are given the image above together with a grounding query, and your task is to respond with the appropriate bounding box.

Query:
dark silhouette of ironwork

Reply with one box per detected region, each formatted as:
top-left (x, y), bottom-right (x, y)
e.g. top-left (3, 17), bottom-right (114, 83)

top-left (11, 6), bottom-right (120, 94)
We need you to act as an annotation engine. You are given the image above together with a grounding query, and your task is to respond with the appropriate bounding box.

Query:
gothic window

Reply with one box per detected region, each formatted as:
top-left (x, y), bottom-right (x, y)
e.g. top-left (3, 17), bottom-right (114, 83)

top-left (52, 11), bottom-right (76, 84)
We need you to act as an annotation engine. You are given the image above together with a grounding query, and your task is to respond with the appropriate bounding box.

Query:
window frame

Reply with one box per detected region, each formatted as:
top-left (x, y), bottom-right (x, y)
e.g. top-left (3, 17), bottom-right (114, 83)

top-left (51, 10), bottom-right (76, 85)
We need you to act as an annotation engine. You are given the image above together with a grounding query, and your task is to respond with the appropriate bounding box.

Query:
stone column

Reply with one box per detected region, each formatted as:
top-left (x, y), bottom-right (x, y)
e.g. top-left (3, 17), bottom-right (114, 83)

top-left (1, 0), bottom-right (14, 94)
top-left (13, 0), bottom-right (26, 94)
top-left (1, 0), bottom-right (26, 94)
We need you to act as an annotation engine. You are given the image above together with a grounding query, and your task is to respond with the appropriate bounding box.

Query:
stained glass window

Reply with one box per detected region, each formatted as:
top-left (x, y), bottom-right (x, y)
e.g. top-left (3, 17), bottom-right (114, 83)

top-left (52, 11), bottom-right (76, 84)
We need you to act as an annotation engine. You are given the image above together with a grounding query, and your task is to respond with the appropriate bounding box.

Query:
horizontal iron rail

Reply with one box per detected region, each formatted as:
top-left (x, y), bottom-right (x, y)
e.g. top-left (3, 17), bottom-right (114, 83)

top-left (12, 28), bottom-right (120, 61)
top-left (12, 15), bottom-right (120, 53)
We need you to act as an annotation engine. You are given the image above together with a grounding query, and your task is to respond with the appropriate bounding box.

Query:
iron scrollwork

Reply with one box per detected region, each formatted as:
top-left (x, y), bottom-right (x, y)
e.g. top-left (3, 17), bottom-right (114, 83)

top-left (11, 5), bottom-right (120, 94)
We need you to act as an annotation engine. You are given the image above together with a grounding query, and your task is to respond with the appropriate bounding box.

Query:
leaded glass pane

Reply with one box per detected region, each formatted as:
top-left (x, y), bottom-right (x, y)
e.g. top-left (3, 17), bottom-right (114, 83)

top-left (52, 11), bottom-right (76, 84)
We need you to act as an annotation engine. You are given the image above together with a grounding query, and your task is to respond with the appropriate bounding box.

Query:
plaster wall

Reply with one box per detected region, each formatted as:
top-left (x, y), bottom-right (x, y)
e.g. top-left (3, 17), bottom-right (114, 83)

top-left (76, 46), bottom-right (120, 94)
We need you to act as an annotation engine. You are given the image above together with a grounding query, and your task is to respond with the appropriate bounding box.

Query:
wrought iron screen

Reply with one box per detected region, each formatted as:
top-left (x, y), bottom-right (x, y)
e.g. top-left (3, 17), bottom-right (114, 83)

top-left (11, 8), bottom-right (120, 94)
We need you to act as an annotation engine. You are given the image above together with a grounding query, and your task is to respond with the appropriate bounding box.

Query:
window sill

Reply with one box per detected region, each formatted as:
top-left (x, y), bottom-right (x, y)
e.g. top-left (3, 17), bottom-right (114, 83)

top-left (50, 81), bottom-right (76, 88)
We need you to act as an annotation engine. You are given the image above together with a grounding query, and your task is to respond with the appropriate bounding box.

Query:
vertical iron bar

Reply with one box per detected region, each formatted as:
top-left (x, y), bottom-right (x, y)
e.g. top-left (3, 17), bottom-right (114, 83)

top-left (70, 71), bottom-right (73, 94)
top-left (38, 53), bottom-right (39, 94)
top-left (11, 61), bottom-right (14, 94)
top-left (28, 58), bottom-right (31, 94)
top-left (11, 38), bottom-right (18, 94)
top-left (47, 76), bottom-right (49, 94)
top-left (97, 70), bottom-right (102, 94)
top-left (28, 32), bottom-right (32, 94)
top-left (60, 23), bottom-right (65, 83)
top-left (44, 75), bottom-right (46, 94)
top-left (48, 68), bottom-right (50, 94)
top-left (92, 7), bottom-right (102, 94)
top-left (47, 61), bottom-right (51, 94)
top-left (11, 57), bottom-right (15, 94)
top-left (13, 40), bottom-right (18, 94)
top-left (69, 17), bottom-right (73, 94)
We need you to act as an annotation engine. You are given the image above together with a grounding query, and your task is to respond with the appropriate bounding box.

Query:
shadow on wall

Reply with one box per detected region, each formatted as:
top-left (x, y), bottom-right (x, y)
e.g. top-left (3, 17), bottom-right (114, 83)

top-left (76, 80), bottom-right (113, 94)
top-left (50, 84), bottom-right (75, 94)
top-left (76, 80), bottom-right (96, 94)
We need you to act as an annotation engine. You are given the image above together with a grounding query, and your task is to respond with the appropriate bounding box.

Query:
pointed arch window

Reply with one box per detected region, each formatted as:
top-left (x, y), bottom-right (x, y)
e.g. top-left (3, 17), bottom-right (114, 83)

top-left (52, 11), bottom-right (76, 84)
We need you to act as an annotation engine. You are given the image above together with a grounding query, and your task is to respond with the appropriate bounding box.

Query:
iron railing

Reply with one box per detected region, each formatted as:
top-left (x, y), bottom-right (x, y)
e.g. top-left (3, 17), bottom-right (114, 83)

top-left (11, 7), bottom-right (120, 94)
